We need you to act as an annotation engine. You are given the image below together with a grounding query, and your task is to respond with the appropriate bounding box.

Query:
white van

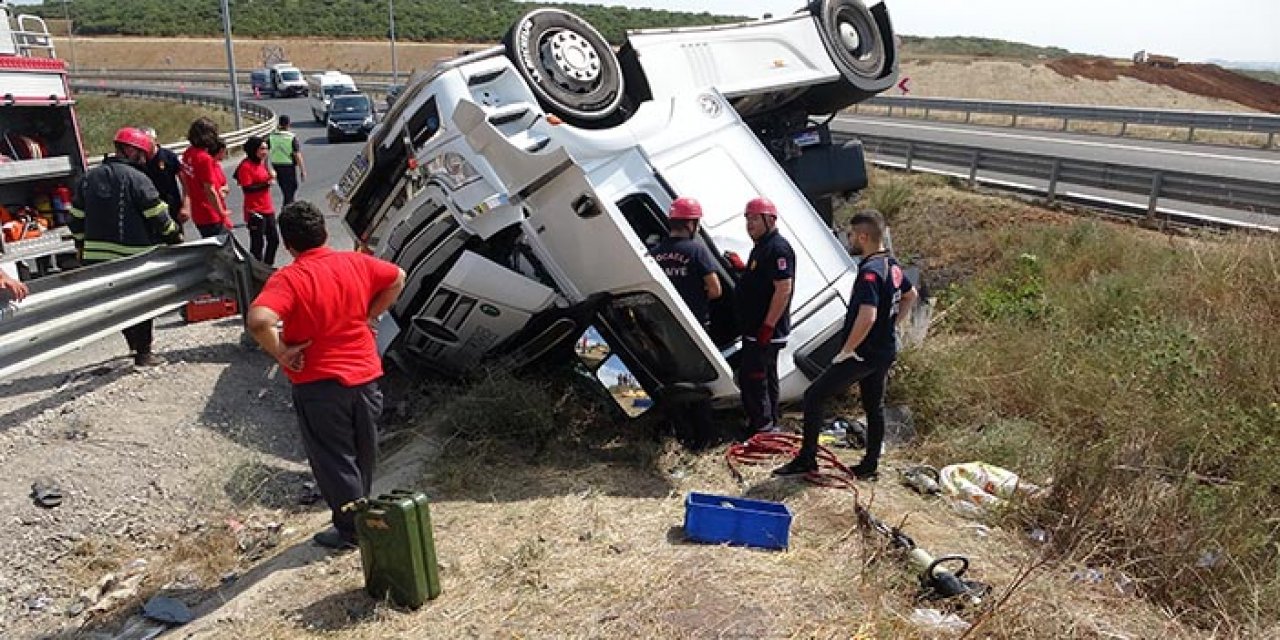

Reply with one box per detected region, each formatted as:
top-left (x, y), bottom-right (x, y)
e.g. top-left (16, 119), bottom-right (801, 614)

top-left (331, 1), bottom-right (898, 416)
top-left (309, 70), bottom-right (359, 122)
top-left (268, 63), bottom-right (308, 97)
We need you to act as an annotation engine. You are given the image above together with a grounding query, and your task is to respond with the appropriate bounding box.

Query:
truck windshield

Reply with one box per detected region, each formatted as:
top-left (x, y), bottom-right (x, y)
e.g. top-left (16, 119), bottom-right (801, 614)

top-left (331, 96), bottom-right (370, 114)
top-left (281, 71), bottom-right (302, 82)
top-left (598, 292), bottom-right (716, 384)
top-left (324, 86), bottom-right (356, 99)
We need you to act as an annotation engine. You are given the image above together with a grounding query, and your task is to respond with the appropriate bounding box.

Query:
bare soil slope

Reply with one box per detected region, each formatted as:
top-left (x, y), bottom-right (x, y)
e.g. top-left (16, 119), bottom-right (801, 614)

top-left (899, 58), bottom-right (1262, 112)
top-left (1047, 56), bottom-right (1280, 113)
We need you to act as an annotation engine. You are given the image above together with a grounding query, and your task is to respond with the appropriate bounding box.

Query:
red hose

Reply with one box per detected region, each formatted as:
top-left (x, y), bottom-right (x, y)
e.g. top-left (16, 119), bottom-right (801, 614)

top-left (725, 432), bottom-right (862, 500)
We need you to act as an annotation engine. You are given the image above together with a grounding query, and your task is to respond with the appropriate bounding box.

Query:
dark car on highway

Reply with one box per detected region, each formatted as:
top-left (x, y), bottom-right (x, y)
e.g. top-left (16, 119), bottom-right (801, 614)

top-left (326, 93), bottom-right (376, 143)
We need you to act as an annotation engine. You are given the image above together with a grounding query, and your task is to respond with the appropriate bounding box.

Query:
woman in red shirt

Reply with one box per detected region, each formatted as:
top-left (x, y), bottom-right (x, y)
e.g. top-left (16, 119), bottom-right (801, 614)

top-left (235, 136), bottom-right (279, 265)
top-left (179, 118), bottom-right (232, 238)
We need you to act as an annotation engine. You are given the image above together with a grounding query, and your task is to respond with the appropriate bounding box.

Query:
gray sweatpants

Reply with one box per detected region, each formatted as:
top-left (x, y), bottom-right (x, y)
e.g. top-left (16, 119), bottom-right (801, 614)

top-left (292, 379), bottom-right (383, 536)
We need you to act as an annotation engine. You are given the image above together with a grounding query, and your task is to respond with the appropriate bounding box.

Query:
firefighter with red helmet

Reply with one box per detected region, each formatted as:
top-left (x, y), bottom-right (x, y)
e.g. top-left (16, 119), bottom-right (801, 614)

top-left (650, 197), bottom-right (723, 449)
top-left (736, 196), bottom-right (795, 434)
top-left (69, 127), bottom-right (182, 367)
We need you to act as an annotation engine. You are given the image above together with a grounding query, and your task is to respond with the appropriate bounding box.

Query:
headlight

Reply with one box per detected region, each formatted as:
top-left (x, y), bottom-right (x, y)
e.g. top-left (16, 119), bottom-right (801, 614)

top-left (363, 115), bottom-right (374, 126)
top-left (425, 152), bottom-right (480, 190)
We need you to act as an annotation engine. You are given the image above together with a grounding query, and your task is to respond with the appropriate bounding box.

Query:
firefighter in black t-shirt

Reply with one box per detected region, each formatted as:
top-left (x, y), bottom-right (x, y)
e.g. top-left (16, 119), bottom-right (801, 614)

top-left (735, 196), bottom-right (795, 434)
top-left (774, 209), bottom-right (917, 479)
top-left (651, 197), bottom-right (722, 324)
top-left (650, 197), bottom-right (722, 448)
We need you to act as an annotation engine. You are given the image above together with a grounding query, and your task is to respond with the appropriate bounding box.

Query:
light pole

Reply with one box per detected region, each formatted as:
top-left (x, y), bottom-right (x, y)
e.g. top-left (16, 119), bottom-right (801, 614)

top-left (220, 0), bottom-right (243, 130)
top-left (389, 0), bottom-right (399, 86)
top-left (61, 0), bottom-right (77, 72)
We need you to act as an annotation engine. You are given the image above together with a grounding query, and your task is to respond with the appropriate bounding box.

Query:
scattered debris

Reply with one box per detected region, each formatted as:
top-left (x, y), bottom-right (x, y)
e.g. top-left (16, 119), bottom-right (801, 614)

top-left (29, 480), bottom-right (63, 509)
top-left (141, 596), bottom-right (193, 625)
top-left (900, 465), bottom-right (942, 496)
top-left (938, 462), bottom-right (1043, 516)
top-left (910, 607), bottom-right (971, 634)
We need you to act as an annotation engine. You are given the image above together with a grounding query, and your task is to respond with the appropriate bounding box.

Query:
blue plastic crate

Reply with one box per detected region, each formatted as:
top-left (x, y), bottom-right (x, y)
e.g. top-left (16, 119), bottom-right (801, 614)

top-left (683, 492), bottom-right (792, 550)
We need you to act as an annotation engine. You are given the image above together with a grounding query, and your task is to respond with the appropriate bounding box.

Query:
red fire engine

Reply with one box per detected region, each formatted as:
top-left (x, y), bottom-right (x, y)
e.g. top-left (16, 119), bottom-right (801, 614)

top-left (0, 0), bottom-right (85, 282)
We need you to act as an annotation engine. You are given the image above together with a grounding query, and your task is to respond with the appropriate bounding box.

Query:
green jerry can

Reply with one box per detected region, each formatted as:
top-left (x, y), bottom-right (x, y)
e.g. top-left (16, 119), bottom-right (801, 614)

top-left (352, 490), bottom-right (442, 608)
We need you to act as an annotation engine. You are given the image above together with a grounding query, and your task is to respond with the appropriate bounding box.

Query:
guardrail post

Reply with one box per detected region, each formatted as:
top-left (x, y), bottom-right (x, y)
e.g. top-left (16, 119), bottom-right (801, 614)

top-left (1061, 118), bottom-right (1070, 132)
top-left (1010, 114), bottom-right (1018, 128)
top-left (968, 151), bottom-right (980, 186)
top-left (924, 107), bottom-right (931, 119)
top-left (1118, 122), bottom-right (1128, 137)
top-left (1186, 127), bottom-right (1196, 142)
top-left (1047, 159), bottom-right (1062, 204)
top-left (887, 105), bottom-right (894, 118)
top-left (904, 142), bottom-right (914, 171)
top-left (1269, 131), bottom-right (1277, 149)
top-left (964, 111), bottom-right (972, 124)
top-left (1146, 172), bottom-right (1164, 222)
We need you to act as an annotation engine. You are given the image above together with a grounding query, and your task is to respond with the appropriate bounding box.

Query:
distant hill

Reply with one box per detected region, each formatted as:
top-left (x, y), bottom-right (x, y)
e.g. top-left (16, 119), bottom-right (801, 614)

top-left (25, 0), bottom-right (745, 43)
top-left (1233, 69), bottom-right (1280, 87)
top-left (900, 35), bottom-right (1071, 59)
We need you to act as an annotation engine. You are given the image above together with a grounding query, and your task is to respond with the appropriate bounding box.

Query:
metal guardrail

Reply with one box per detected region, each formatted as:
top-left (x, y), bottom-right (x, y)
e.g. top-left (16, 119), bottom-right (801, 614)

top-left (70, 69), bottom-right (402, 95)
top-left (70, 83), bottom-right (278, 163)
top-left (838, 129), bottom-right (1280, 232)
top-left (0, 237), bottom-right (257, 380)
top-left (856, 96), bottom-right (1280, 148)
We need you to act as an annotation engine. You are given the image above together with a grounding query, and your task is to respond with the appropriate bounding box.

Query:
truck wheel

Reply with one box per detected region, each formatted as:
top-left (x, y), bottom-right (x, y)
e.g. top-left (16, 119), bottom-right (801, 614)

top-left (503, 8), bottom-right (624, 126)
top-left (813, 0), bottom-right (888, 85)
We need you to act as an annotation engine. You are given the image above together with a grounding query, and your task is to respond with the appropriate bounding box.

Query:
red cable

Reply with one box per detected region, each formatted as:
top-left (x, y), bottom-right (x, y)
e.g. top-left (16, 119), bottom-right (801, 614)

top-left (725, 432), bottom-right (862, 500)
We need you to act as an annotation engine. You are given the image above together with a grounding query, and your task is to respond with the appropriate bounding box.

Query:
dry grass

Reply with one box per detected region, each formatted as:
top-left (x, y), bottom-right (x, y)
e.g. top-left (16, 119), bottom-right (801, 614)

top-left (59, 36), bottom-right (469, 74)
top-left (76, 94), bottom-right (238, 155)
top-left (177, 365), bottom-right (1209, 638)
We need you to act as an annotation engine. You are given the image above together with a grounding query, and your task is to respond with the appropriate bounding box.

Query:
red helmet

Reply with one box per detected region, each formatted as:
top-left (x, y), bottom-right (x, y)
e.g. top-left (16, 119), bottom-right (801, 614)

top-left (113, 127), bottom-right (154, 157)
top-left (668, 197), bottom-right (703, 221)
top-left (744, 197), bottom-right (778, 217)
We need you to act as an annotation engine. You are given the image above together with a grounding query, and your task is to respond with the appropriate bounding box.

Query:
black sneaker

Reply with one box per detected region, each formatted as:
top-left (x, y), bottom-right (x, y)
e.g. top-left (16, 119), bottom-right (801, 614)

top-left (848, 463), bottom-right (879, 481)
top-left (133, 353), bottom-right (165, 367)
top-left (772, 457), bottom-right (818, 477)
top-left (312, 528), bottom-right (357, 550)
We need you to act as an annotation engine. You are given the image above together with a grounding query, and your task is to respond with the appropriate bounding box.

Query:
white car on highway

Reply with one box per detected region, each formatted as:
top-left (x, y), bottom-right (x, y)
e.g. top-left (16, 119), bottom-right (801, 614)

top-left (331, 1), bottom-right (899, 415)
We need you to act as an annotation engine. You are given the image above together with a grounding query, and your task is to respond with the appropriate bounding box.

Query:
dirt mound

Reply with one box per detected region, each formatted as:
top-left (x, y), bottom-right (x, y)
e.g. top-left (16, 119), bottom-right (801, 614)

top-left (1047, 56), bottom-right (1280, 113)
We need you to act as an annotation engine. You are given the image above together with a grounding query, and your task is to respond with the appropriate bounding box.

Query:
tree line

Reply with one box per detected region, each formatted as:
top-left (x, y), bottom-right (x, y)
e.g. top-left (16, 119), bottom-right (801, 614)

top-left (28, 0), bottom-right (747, 44)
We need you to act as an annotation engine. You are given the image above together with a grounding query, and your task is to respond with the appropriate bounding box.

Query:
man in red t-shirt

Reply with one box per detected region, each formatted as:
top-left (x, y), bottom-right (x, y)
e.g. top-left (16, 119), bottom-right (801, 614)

top-left (247, 201), bottom-right (406, 550)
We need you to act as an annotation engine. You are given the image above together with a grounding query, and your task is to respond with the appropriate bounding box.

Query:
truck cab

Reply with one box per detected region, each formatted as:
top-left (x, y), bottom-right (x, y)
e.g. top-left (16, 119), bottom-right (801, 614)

top-left (269, 63), bottom-right (308, 98)
top-left (0, 0), bottom-right (86, 283)
top-left (332, 1), bottom-right (898, 415)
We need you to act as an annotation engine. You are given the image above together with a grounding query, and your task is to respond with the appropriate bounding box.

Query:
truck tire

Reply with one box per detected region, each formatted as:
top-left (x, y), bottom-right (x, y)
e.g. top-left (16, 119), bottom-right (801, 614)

top-left (801, 0), bottom-right (897, 114)
top-left (815, 0), bottom-right (887, 83)
top-left (503, 8), bottom-right (624, 127)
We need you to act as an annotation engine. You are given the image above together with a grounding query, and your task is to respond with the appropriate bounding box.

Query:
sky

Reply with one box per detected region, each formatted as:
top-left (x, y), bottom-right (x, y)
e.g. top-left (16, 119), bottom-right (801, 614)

top-left (568, 0), bottom-right (1280, 64)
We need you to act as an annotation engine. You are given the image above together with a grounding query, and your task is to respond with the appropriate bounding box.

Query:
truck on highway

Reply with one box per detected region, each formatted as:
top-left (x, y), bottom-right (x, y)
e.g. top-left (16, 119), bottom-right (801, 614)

top-left (0, 0), bottom-right (85, 284)
top-left (267, 62), bottom-right (308, 98)
top-left (331, 0), bottom-right (900, 416)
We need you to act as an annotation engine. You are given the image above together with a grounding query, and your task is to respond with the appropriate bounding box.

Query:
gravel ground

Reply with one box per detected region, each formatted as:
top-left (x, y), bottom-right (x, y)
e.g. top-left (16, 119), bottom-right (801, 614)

top-left (0, 311), bottom-right (316, 638)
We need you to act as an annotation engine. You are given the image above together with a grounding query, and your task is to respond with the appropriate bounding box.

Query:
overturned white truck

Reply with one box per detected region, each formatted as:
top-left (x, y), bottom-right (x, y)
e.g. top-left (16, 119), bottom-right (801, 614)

top-left (333, 1), bottom-right (899, 416)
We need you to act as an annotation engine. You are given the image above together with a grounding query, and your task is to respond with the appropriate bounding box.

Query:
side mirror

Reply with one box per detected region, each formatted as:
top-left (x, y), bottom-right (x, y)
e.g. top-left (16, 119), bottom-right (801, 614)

top-left (596, 354), bottom-right (653, 417)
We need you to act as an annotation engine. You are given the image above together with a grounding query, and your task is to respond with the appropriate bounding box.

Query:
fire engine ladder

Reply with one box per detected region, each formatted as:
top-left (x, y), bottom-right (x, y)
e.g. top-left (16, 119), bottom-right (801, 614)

top-left (0, 3), bottom-right (57, 58)
top-left (0, 236), bottom-right (265, 380)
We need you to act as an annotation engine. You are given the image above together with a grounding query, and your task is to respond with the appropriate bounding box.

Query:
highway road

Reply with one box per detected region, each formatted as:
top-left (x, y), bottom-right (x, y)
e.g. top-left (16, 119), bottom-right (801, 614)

top-left (834, 115), bottom-right (1280, 182)
top-left (202, 94), bottom-right (365, 263)
top-left (832, 115), bottom-right (1280, 229)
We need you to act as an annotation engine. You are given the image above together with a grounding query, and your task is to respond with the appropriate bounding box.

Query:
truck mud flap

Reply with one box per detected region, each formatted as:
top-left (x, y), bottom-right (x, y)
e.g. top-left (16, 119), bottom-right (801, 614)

top-left (0, 236), bottom-right (259, 380)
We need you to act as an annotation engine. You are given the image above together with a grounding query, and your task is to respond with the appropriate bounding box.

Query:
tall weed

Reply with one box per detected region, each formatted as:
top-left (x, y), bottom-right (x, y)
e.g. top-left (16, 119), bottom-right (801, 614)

top-left (895, 212), bottom-right (1280, 631)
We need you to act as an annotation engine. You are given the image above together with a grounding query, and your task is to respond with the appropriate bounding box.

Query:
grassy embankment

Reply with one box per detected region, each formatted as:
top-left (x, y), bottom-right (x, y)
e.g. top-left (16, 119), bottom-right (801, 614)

top-left (383, 173), bottom-right (1279, 636)
top-left (75, 95), bottom-right (237, 157)
top-left (874, 172), bottom-right (1280, 632)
